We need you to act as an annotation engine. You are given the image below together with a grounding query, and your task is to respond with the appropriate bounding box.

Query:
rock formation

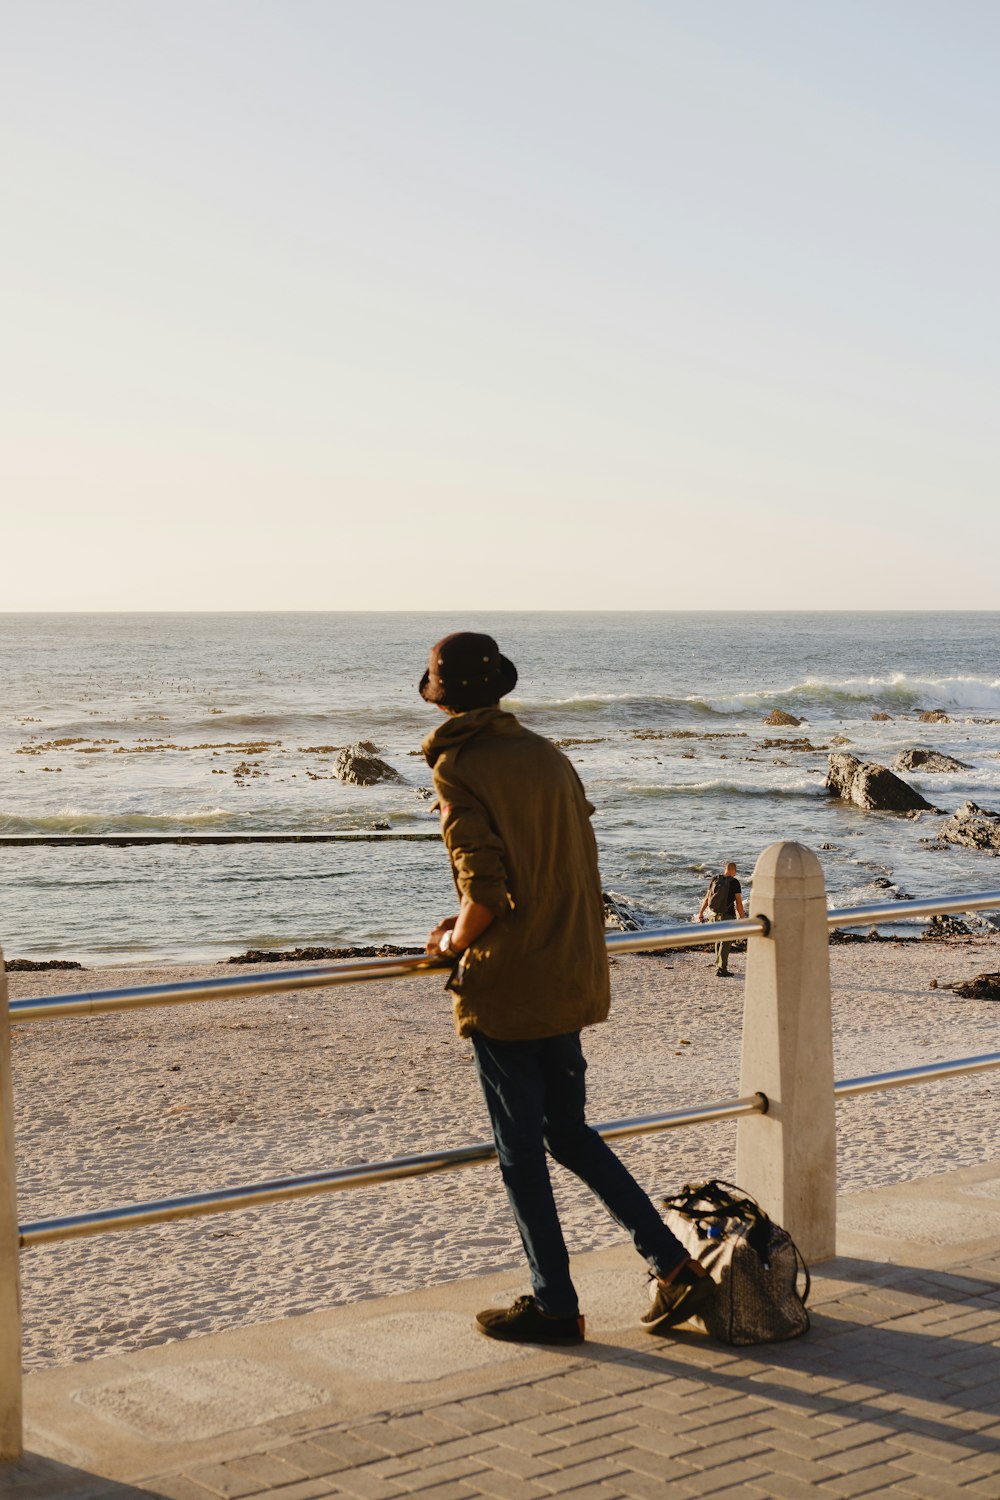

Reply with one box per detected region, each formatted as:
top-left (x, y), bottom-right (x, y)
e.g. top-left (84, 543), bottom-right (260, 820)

top-left (227, 944), bottom-right (423, 964)
top-left (760, 737), bottom-right (824, 751)
top-left (602, 891), bottom-right (641, 931)
top-left (919, 709), bottom-right (951, 723)
top-left (334, 743), bottom-right (403, 786)
top-left (947, 971), bottom-right (1000, 1000)
top-left (5, 957), bottom-right (85, 971)
top-left (892, 748), bottom-right (971, 773)
top-left (763, 709), bottom-right (802, 726)
top-left (922, 914), bottom-right (972, 940)
top-left (939, 801), bottom-right (1000, 854)
top-left (826, 752), bottom-right (935, 813)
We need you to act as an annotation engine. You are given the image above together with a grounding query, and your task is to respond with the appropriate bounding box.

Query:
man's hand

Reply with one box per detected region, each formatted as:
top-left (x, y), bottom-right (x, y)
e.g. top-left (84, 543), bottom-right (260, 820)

top-left (426, 897), bottom-right (498, 958)
top-left (426, 916), bottom-right (457, 956)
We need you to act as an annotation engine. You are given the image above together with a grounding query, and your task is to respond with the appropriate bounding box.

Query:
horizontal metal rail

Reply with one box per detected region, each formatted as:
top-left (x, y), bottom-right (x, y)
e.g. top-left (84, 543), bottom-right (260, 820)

top-left (0, 832), bottom-right (440, 847)
top-left (21, 1042), bottom-right (1000, 1247)
top-left (18, 1092), bottom-right (769, 1247)
top-left (827, 889), bottom-right (1000, 929)
top-left (605, 916), bottom-right (767, 954)
top-left (9, 953), bottom-right (452, 1023)
top-left (9, 883), bottom-right (1000, 1247)
top-left (9, 920), bottom-right (767, 1023)
top-left (10, 883), bottom-right (1000, 1023)
top-left (836, 1051), bottom-right (1000, 1098)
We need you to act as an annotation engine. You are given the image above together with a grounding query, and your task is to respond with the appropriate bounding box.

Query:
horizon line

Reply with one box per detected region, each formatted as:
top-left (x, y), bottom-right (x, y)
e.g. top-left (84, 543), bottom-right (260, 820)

top-left (1, 608), bottom-right (998, 618)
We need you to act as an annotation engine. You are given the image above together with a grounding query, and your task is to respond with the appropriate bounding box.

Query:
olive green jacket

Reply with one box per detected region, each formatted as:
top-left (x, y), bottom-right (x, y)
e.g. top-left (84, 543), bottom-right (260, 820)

top-left (422, 706), bottom-right (611, 1040)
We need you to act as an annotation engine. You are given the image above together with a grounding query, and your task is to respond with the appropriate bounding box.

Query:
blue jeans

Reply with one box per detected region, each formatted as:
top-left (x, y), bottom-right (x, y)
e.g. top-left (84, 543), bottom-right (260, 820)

top-left (471, 1030), bottom-right (688, 1318)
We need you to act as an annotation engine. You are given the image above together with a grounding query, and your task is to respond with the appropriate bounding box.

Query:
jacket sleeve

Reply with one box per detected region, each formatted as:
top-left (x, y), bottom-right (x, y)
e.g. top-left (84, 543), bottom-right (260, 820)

top-left (567, 761), bottom-right (597, 819)
top-left (433, 765), bottom-right (510, 912)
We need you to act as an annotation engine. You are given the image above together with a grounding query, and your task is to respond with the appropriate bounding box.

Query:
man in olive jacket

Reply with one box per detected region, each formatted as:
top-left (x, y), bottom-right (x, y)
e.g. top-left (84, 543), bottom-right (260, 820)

top-left (422, 632), bottom-right (710, 1346)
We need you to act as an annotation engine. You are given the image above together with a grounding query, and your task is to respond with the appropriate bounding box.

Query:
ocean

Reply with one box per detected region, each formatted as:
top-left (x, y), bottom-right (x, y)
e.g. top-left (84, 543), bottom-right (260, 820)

top-left (2, 612), bottom-right (999, 964)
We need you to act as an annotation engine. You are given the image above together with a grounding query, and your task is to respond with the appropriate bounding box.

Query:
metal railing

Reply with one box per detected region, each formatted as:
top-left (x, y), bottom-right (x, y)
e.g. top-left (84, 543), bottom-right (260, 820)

top-left (9, 915), bottom-right (771, 1244)
top-left (7, 915), bottom-right (766, 1024)
top-left (827, 890), bottom-right (1000, 928)
top-left (18, 1093), bottom-right (770, 1248)
top-left (7, 892), bottom-right (1000, 1243)
top-left (2, 869), bottom-right (1000, 1461)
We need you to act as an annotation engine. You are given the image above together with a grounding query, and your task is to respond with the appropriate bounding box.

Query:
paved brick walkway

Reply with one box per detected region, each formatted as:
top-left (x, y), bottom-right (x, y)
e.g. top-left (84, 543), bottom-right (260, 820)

top-left (134, 1251), bottom-right (1000, 1500)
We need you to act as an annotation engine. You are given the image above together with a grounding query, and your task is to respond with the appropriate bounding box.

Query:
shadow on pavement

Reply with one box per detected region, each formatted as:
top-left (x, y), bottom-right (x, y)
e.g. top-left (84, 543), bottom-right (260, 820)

top-left (559, 1291), bottom-right (1000, 1456)
top-left (0, 1452), bottom-right (152, 1498)
top-left (819, 1255), bottom-right (1000, 1300)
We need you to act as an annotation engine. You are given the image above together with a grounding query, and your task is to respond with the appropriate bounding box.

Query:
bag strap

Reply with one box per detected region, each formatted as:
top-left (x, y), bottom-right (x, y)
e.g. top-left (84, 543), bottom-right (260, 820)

top-left (680, 1178), bottom-right (768, 1223)
top-left (790, 1236), bottom-right (811, 1305)
top-left (663, 1178), bottom-right (775, 1261)
top-left (707, 1178), bottom-right (764, 1211)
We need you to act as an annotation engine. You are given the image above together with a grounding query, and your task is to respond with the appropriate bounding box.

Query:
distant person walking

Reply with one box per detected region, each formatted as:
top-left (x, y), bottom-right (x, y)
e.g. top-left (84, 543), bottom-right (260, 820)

top-left (420, 631), bottom-right (711, 1346)
top-left (698, 861), bottom-right (746, 977)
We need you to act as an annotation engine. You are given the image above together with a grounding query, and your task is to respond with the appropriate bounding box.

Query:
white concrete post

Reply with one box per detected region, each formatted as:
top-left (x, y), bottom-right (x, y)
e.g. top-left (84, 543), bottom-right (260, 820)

top-left (736, 842), bottom-right (837, 1264)
top-left (0, 948), bottom-right (23, 1461)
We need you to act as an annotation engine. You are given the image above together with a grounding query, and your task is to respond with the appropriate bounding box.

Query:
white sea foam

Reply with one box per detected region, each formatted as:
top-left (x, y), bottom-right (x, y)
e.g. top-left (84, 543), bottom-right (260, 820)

top-left (0, 806), bottom-right (237, 834)
top-left (517, 674), bottom-right (1000, 719)
top-left (3, 612), bottom-right (1000, 959)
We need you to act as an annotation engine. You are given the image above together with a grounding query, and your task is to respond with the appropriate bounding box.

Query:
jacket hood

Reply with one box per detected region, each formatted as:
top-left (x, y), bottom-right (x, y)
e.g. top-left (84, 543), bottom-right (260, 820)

top-left (421, 706), bottom-right (520, 768)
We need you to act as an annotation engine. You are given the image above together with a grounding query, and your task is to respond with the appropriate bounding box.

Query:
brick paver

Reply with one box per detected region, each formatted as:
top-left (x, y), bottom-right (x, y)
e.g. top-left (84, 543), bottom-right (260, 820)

top-left (55, 1249), bottom-right (1000, 1499)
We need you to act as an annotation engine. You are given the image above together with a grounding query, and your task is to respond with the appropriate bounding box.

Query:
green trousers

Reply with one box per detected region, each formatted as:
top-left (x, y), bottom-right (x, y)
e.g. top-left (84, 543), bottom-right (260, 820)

top-left (711, 913), bottom-right (732, 973)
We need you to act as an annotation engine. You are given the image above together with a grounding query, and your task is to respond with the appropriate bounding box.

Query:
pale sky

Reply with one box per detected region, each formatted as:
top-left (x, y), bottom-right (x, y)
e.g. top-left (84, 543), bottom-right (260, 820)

top-left (4, 1), bottom-right (999, 610)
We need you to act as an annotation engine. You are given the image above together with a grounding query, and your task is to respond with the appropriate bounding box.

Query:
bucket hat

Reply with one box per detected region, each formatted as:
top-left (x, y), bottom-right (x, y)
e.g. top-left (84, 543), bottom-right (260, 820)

top-left (419, 632), bottom-right (518, 709)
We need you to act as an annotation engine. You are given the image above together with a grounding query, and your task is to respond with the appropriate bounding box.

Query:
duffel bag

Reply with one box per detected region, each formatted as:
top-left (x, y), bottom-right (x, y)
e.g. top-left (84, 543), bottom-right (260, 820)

top-left (659, 1178), bottom-right (810, 1345)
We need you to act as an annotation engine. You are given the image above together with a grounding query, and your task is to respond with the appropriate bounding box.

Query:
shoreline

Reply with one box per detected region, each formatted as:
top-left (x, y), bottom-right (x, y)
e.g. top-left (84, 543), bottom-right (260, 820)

top-left (4, 944), bottom-right (427, 973)
top-left (9, 936), bottom-right (1000, 1372)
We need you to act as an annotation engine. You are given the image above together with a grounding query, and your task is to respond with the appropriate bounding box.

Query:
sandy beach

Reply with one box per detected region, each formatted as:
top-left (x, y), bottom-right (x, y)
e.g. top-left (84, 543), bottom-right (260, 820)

top-left (8, 936), bottom-right (1000, 1372)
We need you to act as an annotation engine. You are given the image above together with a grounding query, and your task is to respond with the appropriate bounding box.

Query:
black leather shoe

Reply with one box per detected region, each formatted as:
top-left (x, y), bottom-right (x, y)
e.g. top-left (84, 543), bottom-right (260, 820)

top-left (476, 1295), bottom-right (585, 1345)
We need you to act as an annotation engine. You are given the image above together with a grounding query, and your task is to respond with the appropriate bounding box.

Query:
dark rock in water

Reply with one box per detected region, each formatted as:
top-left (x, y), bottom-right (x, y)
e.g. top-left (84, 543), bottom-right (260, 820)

top-left (334, 743), bottom-right (403, 786)
top-left (922, 914), bottom-right (972, 940)
top-left (5, 957), bottom-right (85, 971)
top-left (763, 708), bottom-right (802, 726)
top-left (946, 971), bottom-right (1000, 1000)
top-left (871, 712), bottom-right (893, 721)
top-left (226, 944), bottom-right (423, 964)
top-left (602, 891), bottom-right (641, 932)
top-left (826, 752), bottom-right (936, 813)
top-left (892, 748), bottom-right (971, 773)
top-left (369, 820), bottom-right (391, 831)
top-left (759, 737), bottom-right (826, 751)
top-left (919, 709), bottom-right (951, 723)
top-left (939, 801), bottom-right (1000, 854)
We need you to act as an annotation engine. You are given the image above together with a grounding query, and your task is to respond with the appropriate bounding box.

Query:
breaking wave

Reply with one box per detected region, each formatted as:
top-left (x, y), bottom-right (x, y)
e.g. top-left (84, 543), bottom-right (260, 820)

top-left (0, 807), bottom-right (237, 835)
top-left (619, 781), bottom-right (825, 801)
top-left (516, 674), bottom-right (1000, 721)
